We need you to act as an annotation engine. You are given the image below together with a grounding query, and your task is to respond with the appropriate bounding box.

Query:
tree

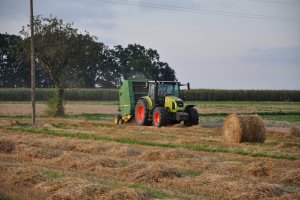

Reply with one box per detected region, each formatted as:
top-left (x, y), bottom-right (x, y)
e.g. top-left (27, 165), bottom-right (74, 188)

top-left (95, 46), bottom-right (122, 88)
top-left (20, 15), bottom-right (100, 115)
top-left (0, 33), bottom-right (30, 87)
top-left (112, 44), bottom-right (176, 82)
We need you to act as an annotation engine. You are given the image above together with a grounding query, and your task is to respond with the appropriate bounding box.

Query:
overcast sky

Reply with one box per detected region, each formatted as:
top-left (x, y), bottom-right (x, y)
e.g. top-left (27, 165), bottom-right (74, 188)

top-left (1, 0), bottom-right (299, 89)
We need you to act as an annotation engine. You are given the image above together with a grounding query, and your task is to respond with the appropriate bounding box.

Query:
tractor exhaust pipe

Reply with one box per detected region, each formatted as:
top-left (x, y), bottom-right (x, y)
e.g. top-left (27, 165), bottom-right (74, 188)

top-left (154, 80), bottom-right (158, 107)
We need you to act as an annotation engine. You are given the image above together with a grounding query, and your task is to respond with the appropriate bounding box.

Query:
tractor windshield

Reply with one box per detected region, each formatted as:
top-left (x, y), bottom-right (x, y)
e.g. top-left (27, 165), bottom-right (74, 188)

top-left (157, 83), bottom-right (180, 97)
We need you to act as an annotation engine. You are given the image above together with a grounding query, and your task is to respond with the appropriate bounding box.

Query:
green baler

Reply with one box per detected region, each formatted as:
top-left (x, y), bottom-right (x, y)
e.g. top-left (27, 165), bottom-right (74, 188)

top-left (114, 79), bottom-right (148, 124)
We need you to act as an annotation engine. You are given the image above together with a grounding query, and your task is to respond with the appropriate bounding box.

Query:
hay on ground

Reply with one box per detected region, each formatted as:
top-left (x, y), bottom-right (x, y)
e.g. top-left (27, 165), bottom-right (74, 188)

top-left (289, 126), bottom-right (300, 137)
top-left (139, 151), bottom-right (164, 161)
top-left (11, 168), bottom-right (46, 187)
top-left (280, 169), bottom-right (300, 185)
top-left (35, 177), bottom-right (108, 200)
top-left (276, 142), bottom-right (299, 148)
top-left (106, 188), bottom-right (149, 200)
top-left (245, 162), bottom-right (269, 177)
top-left (235, 183), bottom-right (287, 200)
top-left (0, 139), bottom-right (15, 153)
top-left (134, 163), bottom-right (182, 183)
top-left (116, 146), bottom-right (141, 157)
top-left (223, 114), bottom-right (266, 143)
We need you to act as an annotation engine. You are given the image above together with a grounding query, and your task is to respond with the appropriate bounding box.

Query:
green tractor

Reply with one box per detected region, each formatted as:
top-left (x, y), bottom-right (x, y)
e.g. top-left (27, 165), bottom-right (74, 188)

top-left (114, 79), bottom-right (199, 127)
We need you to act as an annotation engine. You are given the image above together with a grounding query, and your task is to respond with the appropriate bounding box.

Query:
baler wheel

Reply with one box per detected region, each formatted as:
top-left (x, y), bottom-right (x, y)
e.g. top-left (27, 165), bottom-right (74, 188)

top-left (114, 114), bottom-right (122, 124)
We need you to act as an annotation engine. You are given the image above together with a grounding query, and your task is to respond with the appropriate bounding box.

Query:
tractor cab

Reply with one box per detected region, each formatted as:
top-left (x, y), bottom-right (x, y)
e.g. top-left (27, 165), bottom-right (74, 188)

top-left (147, 81), bottom-right (181, 107)
top-left (148, 81), bottom-right (180, 98)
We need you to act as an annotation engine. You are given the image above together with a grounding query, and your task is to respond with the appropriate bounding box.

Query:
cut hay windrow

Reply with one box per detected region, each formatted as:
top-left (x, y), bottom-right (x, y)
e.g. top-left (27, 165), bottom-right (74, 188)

top-left (223, 114), bottom-right (266, 143)
top-left (3, 127), bottom-right (298, 160)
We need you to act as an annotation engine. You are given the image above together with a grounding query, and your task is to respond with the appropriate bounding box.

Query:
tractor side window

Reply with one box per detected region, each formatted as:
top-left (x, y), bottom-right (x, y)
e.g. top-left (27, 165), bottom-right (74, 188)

top-left (148, 84), bottom-right (155, 97)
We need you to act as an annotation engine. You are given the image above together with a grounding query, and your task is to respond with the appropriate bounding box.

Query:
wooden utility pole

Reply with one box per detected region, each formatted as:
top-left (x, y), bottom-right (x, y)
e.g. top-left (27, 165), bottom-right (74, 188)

top-left (30, 0), bottom-right (36, 124)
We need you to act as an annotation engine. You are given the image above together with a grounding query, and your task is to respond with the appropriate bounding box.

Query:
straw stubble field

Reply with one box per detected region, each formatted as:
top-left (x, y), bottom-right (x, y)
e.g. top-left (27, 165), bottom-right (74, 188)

top-left (0, 101), bottom-right (299, 200)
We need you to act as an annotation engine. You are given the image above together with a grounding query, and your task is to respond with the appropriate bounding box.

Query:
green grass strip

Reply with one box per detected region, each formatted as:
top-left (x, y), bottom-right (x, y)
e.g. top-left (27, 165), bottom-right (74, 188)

top-left (200, 111), bottom-right (300, 116)
top-left (5, 127), bottom-right (298, 161)
top-left (129, 183), bottom-right (169, 199)
top-left (0, 193), bottom-right (19, 200)
top-left (42, 170), bottom-right (63, 180)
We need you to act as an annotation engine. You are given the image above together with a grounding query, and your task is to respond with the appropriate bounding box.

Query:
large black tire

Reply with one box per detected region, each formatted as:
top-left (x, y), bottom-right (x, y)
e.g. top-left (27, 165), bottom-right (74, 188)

top-left (135, 99), bottom-right (150, 126)
top-left (153, 107), bottom-right (170, 127)
top-left (184, 107), bottom-right (199, 126)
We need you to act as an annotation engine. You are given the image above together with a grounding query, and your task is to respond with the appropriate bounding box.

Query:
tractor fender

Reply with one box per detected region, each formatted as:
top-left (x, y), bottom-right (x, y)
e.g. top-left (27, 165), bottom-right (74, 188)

top-left (140, 96), bottom-right (153, 110)
top-left (184, 105), bottom-right (195, 111)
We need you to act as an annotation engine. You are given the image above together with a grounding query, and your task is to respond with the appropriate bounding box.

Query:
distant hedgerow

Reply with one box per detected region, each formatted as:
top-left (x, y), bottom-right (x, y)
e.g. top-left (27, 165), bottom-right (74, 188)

top-left (0, 88), bottom-right (299, 101)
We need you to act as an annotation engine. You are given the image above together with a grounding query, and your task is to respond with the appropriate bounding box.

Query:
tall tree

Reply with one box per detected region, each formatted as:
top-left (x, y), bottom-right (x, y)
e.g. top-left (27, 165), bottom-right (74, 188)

top-left (0, 33), bottom-right (30, 87)
top-left (96, 46), bottom-right (121, 88)
top-left (112, 44), bottom-right (176, 82)
top-left (20, 16), bottom-right (100, 115)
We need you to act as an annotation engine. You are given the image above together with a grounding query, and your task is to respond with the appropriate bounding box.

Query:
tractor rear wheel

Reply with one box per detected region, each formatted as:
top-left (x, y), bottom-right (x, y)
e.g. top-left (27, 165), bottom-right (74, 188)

top-left (135, 99), bottom-right (150, 126)
top-left (153, 107), bottom-right (169, 127)
top-left (184, 107), bottom-right (199, 126)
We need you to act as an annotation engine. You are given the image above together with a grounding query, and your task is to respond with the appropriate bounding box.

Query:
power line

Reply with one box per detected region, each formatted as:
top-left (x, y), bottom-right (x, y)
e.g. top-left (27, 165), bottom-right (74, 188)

top-left (98, 0), bottom-right (300, 22)
top-left (249, 0), bottom-right (300, 5)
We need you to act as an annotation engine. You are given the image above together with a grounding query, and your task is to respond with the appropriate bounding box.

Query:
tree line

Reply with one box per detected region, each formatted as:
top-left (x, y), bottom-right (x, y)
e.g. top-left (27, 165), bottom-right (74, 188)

top-left (1, 88), bottom-right (299, 102)
top-left (0, 16), bottom-right (176, 89)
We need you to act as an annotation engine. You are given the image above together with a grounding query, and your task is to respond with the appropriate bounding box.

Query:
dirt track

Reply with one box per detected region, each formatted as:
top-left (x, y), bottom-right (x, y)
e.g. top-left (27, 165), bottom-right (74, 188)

top-left (0, 117), bottom-right (300, 199)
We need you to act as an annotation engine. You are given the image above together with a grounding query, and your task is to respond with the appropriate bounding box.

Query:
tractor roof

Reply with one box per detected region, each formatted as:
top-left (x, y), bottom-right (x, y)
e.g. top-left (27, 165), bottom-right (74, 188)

top-left (148, 81), bottom-right (180, 84)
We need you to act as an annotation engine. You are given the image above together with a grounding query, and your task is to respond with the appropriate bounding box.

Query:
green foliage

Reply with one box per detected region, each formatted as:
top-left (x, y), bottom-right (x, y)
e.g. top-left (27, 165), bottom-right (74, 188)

top-left (181, 89), bottom-right (300, 101)
top-left (0, 88), bottom-right (118, 101)
top-left (47, 97), bottom-right (57, 116)
top-left (0, 193), bottom-right (19, 200)
top-left (181, 170), bottom-right (202, 177)
top-left (111, 44), bottom-right (176, 83)
top-left (0, 33), bottom-right (29, 88)
top-left (47, 97), bottom-right (62, 116)
top-left (3, 30), bottom-right (175, 89)
top-left (129, 183), bottom-right (169, 199)
top-left (1, 88), bottom-right (299, 102)
top-left (42, 171), bottom-right (62, 180)
top-left (46, 88), bottom-right (64, 116)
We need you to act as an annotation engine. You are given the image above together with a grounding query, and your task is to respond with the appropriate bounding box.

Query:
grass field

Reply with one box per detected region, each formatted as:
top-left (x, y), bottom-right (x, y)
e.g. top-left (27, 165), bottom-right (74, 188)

top-left (0, 101), bottom-right (299, 199)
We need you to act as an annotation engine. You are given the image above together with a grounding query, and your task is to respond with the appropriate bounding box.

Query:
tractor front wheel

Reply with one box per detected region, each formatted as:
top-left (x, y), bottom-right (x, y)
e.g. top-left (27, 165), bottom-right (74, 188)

top-left (184, 107), bottom-right (199, 126)
top-left (135, 99), bottom-right (150, 126)
top-left (153, 107), bottom-right (169, 127)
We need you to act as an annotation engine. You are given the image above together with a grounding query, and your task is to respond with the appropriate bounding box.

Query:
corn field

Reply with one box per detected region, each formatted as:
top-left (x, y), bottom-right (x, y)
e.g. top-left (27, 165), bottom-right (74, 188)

top-left (0, 88), bottom-right (118, 101)
top-left (181, 89), bottom-right (300, 101)
top-left (0, 88), bottom-right (299, 101)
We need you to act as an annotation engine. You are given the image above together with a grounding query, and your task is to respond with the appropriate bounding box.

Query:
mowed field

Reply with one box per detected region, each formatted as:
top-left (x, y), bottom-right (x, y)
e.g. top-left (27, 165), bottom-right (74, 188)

top-left (0, 101), bottom-right (300, 200)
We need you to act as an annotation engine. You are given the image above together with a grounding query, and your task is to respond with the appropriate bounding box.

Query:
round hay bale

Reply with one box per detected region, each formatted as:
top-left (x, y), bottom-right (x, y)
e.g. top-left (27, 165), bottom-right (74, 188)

top-left (223, 114), bottom-right (266, 143)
